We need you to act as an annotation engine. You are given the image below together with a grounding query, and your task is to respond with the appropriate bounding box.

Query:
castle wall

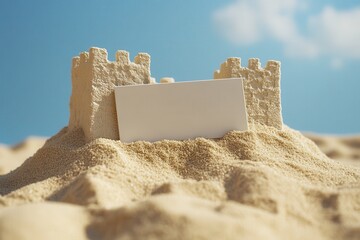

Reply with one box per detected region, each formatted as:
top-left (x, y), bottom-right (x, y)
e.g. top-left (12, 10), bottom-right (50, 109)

top-left (214, 58), bottom-right (283, 130)
top-left (69, 47), bottom-right (152, 141)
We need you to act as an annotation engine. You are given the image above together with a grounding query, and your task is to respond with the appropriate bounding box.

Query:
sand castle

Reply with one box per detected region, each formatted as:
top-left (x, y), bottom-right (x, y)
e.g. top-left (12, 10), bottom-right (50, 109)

top-left (69, 47), bottom-right (283, 141)
top-left (2, 47), bottom-right (360, 240)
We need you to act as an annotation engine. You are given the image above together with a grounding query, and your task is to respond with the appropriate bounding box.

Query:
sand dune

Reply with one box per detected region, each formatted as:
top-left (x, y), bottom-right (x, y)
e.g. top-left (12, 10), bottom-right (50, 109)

top-left (306, 133), bottom-right (360, 166)
top-left (1, 132), bottom-right (358, 175)
top-left (0, 126), bottom-right (360, 239)
top-left (0, 137), bottom-right (47, 175)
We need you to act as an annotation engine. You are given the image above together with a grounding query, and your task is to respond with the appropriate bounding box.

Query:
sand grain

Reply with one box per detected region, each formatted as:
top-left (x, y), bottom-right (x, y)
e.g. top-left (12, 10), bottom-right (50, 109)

top-left (0, 126), bottom-right (360, 239)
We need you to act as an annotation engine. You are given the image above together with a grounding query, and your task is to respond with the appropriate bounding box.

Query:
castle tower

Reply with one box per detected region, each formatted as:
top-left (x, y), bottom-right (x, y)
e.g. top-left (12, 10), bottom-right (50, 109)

top-left (68, 47), bottom-right (152, 141)
top-left (214, 58), bottom-right (283, 130)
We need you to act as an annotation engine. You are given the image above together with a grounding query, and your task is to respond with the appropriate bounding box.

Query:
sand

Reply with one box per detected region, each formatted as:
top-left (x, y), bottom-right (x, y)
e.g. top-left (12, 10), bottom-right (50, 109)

top-left (0, 125), bottom-right (360, 240)
top-left (0, 137), bottom-right (47, 175)
top-left (306, 133), bottom-right (360, 167)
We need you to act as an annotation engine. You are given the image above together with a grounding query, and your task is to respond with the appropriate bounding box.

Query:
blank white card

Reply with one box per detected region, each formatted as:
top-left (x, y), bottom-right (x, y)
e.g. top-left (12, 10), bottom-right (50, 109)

top-left (114, 78), bottom-right (248, 143)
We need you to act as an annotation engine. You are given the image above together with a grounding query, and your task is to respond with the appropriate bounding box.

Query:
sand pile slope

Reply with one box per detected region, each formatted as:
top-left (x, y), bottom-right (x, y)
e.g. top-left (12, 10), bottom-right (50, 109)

top-left (0, 126), bottom-right (360, 240)
top-left (306, 133), bottom-right (360, 165)
top-left (0, 137), bottom-right (47, 175)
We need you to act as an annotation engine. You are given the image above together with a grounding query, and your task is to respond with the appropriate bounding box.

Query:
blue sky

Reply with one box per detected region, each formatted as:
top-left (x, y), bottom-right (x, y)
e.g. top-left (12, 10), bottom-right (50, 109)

top-left (1, 0), bottom-right (360, 144)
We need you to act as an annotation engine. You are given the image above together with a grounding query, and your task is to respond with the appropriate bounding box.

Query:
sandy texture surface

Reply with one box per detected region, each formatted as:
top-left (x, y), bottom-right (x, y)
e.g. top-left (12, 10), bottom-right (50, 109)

top-left (0, 137), bottom-right (47, 175)
top-left (0, 126), bottom-right (360, 240)
top-left (306, 133), bottom-right (360, 166)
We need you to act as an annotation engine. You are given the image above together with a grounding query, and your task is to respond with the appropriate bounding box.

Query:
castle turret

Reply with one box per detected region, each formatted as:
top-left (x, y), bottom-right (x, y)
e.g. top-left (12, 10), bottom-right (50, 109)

top-left (214, 57), bottom-right (283, 130)
top-left (69, 47), bottom-right (152, 141)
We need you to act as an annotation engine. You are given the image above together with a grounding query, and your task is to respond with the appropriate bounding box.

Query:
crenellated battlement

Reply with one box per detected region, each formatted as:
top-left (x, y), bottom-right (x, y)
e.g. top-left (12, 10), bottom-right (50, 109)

top-left (214, 57), bottom-right (282, 130)
top-left (214, 57), bottom-right (280, 79)
top-left (72, 47), bottom-right (151, 70)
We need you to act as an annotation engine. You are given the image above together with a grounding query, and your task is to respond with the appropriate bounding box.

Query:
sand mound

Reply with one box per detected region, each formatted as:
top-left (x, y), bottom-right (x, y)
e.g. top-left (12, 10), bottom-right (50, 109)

top-left (0, 137), bottom-right (47, 175)
top-left (0, 202), bottom-right (89, 240)
top-left (306, 133), bottom-right (360, 165)
top-left (0, 126), bottom-right (360, 239)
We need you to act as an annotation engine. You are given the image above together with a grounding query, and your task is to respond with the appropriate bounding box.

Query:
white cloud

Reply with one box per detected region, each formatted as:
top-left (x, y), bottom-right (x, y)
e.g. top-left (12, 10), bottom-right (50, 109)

top-left (330, 58), bottom-right (344, 70)
top-left (213, 0), bottom-right (360, 66)
top-left (309, 6), bottom-right (360, 58)
top-left (213, 1), bottom-right (261, 44)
